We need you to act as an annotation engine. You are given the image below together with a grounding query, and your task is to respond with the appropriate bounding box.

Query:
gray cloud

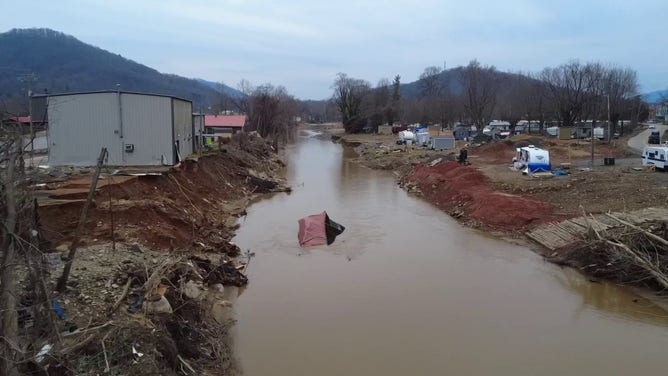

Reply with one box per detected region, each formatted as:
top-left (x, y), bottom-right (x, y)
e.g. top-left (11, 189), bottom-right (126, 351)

top-left (1, 0), bottom-right (665, 99)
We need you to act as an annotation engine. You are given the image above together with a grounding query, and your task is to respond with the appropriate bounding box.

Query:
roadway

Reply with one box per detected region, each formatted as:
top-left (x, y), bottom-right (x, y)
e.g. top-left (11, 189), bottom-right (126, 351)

top-left (628, 123), bottom-right (668, 154)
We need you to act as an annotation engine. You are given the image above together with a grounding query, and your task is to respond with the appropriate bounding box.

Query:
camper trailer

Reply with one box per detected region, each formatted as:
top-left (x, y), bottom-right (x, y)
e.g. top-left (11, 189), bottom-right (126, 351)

top-left (397, 130), bottom-right (415, 145)
top-left (513, 145), bottom-right (551, 173)
top-left (642, 146), bottom-right (668, 169)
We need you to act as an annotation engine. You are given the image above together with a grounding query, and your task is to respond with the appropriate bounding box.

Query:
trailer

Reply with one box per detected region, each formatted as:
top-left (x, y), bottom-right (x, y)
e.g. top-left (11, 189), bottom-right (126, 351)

top-left (513, 145), bottom-right (551, 173)
top-left (642, 146), bottom-right (668, 169)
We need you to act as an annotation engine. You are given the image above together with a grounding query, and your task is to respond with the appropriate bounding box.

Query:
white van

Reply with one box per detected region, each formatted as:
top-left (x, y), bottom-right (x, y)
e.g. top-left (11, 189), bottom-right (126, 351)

top-left (642, 146), bottom-right (668, 169)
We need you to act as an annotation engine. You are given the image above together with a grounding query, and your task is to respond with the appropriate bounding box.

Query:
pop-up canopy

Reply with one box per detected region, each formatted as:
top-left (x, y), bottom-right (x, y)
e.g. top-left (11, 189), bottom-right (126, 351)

top-left (297, 211), bottom-right (345, 247)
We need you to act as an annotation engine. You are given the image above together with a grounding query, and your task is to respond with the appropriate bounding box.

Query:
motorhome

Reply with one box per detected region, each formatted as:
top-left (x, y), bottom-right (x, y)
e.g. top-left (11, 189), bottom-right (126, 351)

top-left (483, 120), bottom-right (510, 137)
top-left (642, 146), bottom-right (668, 169)
top-left (513, 145), bottom-right (551, 173)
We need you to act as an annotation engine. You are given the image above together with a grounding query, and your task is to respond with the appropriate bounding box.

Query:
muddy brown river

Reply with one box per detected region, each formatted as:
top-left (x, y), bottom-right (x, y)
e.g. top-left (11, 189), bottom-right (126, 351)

top-left (231, 132), bottom-right (668, 375)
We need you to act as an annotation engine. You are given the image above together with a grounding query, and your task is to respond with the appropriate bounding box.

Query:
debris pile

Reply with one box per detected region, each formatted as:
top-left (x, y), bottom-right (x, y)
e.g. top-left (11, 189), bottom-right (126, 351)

top-left (558, 215), bottom-right (668, 291)
top-left (22, 248), bottom-right (248, 375)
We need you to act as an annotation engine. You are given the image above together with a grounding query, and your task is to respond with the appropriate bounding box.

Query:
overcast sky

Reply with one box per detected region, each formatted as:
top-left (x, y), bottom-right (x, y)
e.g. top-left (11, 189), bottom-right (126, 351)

top-left (2, 0), bottom-right (666, 99)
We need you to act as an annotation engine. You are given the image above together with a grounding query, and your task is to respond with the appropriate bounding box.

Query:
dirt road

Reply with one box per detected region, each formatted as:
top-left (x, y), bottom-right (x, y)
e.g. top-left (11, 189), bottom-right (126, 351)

top-left (628, 123), bottom-right (668, 153)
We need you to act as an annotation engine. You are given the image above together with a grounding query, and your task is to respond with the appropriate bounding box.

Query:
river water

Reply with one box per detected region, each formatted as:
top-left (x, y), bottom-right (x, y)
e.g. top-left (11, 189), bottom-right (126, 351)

top-left (231, 132), bottom-right (668, 375)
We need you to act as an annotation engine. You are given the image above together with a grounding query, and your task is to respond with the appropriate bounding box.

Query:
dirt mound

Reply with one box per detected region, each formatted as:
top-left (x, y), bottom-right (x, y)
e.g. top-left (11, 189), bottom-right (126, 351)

top-left (407, 161), bottom-right (556, 230)
top-left (39, 134), bottom-right (287, 252)
top-left (471, 141), bottom-right (515, 164)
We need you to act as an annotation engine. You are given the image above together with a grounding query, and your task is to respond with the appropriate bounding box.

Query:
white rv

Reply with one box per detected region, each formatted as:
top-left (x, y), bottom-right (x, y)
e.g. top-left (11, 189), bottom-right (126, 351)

top-left (642, 146), bottom-right (668, 169)
top-left (513, 145), bottom-right (551, 173)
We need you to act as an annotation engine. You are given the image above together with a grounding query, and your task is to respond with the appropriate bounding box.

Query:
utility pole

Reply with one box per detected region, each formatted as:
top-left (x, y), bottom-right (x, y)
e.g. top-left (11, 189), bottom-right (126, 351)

top-left (590, 120), bottom-right (594, 168)
top-left (606, 94), bottom-right (611, 143)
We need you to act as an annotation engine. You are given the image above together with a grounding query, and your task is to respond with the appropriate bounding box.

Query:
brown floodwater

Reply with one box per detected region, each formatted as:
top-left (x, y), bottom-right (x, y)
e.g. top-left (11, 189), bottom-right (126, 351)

top-left (231, 131), bottom-right (668, 376)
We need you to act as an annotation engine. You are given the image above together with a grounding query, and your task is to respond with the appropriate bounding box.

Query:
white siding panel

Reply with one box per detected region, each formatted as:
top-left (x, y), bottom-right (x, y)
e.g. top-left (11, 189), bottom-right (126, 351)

top-left (48, 93), bottom-right (121, 166)
top-left (121, 94), bottom-right (172, 165)
top-left (172, 99), bottom-right (193, 161)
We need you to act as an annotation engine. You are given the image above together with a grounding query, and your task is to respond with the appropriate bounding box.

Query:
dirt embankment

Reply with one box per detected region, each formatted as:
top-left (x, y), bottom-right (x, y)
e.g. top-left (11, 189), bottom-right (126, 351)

top-left (39, 135), bottom-right (288, 253)
top-left (404, 161), bottom-right (560, 231)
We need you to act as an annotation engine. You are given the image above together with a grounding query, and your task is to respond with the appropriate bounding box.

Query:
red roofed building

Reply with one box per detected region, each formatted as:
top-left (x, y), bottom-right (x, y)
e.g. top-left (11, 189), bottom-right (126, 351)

top-left (8, 115), bottom-right (48, 130)
top-left (204, 114), bottom-right (246, 136)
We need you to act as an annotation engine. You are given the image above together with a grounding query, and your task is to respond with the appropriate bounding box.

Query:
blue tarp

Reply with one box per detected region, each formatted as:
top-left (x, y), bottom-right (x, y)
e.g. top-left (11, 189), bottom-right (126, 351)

top-left (527, 163), bottom-right (552, 173)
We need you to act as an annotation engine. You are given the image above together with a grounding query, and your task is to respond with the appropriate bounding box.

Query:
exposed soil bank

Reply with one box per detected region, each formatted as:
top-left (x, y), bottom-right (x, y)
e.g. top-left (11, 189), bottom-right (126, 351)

top-left (39, 134), bottom-right (288, 253)
top-left (404, 161), bottom-right (561, 231)
top-left (331, 130), bottom-right (560, 233)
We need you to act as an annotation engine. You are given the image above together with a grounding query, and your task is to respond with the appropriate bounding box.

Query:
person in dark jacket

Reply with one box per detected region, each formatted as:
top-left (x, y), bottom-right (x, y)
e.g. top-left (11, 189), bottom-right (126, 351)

top-left (458, 147), bottom-right (468, 164)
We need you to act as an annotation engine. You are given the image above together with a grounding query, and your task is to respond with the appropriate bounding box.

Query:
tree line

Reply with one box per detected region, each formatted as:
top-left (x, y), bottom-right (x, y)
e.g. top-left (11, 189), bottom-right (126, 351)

top-left (330, 60), bottom-right (649, 134)
top-left (213, 80), bottom-right (300, 141)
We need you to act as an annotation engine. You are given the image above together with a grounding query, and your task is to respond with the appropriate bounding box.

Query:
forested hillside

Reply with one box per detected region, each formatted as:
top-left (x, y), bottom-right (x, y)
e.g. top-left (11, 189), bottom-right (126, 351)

top-left (0, 28), bottom-right (239, 112)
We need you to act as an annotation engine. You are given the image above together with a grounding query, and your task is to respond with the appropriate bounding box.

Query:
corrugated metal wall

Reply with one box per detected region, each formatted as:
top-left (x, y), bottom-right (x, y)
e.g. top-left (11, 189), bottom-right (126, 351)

top-left (121, 94), bottom-right (173, 165)
top-left (48, 93), bottom-right (120, 166)
top-left (48, 92), bottom-right (190, 166)
top-left (192, 114), bottom-right (205, 152)
top-left (172, 99), bottom-right (193, 161)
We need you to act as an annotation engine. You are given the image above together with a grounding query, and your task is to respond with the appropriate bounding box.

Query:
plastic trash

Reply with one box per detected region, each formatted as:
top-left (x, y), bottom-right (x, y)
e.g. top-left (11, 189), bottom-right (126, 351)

top-left (52, 299), bottom-right (66, 320)
top-left (35, 344), bottom-right (52, 363)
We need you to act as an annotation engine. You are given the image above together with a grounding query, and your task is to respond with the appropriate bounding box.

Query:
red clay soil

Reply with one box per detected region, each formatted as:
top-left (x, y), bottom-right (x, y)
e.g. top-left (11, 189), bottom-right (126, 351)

top-left (407, 161), bottom-right (559, 231)
top-left (39, 136), bottom-right (286, 252)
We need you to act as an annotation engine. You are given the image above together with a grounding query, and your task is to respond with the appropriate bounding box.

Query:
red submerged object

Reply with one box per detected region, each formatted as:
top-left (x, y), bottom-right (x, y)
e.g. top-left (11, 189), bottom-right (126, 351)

top-left (297, 211), bottom-right (345, 247)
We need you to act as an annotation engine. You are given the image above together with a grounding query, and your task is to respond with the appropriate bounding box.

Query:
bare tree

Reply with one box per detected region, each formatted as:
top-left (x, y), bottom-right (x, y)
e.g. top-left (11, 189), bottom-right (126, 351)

top-left (246, 84), bottom-right (299, 140)
top-left (418, 66), bottom-right (443, 98)
top-left (368, 78), bottom-right (391, 131)
top-left (540, 61), bottom-right (603, 127)
top-left (461, 60), bottom-right (499, 127)
top-left (211, 81), bottom-right (235, 114)
top-left (603, 66), bottom-right (639, 136)
top-left (332, 73), bottom-right (371, 133)
top-left (229, 79), bottom-right (254, 114)
top-left (0, 114), bottom-right (39, 376)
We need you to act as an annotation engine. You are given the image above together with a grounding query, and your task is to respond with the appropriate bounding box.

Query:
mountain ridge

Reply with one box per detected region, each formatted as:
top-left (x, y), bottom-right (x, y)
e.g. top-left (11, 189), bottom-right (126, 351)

top-left (0, 28), bottom-right (240, 111)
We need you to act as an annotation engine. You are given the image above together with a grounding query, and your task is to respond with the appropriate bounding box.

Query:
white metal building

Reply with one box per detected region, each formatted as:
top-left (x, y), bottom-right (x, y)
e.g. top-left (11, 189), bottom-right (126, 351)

top-left (45, 91), bottom-right (193, 166)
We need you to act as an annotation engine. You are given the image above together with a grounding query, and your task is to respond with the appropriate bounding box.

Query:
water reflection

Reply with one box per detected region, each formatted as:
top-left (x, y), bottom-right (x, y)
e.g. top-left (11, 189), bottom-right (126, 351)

top-left (554, 269), bottom-right (668, 326)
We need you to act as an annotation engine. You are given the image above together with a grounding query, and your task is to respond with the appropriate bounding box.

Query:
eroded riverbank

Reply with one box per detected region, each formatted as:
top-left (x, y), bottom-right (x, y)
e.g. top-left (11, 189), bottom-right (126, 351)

top-left (30, 133), bottom-right (287, 375)
top-left (328, 126), bottom-right (668, 293)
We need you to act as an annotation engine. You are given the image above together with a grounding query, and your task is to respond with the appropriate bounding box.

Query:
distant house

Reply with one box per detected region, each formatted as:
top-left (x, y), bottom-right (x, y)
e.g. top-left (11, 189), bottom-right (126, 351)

top-left (43, 90), bottom-right (193, 166)
top-left (204, 114), bottom-right (246, 137)
top-left (8, 115), bottom-right (48, 130)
